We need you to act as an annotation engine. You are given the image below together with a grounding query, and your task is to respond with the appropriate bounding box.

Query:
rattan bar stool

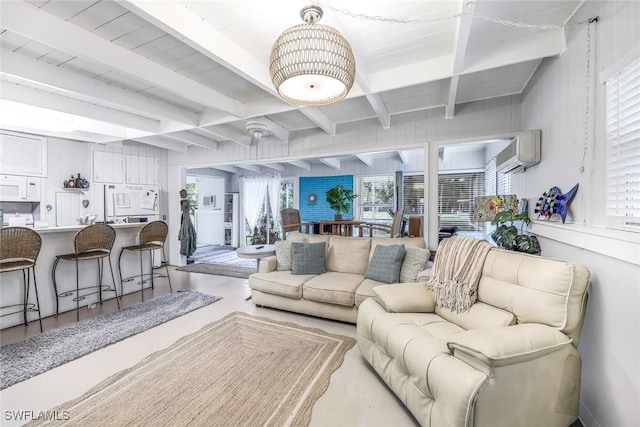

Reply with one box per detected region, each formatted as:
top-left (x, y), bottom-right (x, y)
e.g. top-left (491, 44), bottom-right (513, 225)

top-left (0, 227), bottom-right (43, 332)
top-left (52, 223), bottom-right (120, 321)
top-left (118, 220), bottom-right (172, 301)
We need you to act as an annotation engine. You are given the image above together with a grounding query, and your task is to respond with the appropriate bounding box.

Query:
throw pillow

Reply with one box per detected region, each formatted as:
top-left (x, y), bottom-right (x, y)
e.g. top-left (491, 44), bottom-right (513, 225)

top-left (365, 244), bottom-right (405, 284)
top-left (275, 236), bottom-right (307, 271)
top-left (399, 246), bottom-right (431, 283)
top-left (291, 242), bottom-right (326, 275)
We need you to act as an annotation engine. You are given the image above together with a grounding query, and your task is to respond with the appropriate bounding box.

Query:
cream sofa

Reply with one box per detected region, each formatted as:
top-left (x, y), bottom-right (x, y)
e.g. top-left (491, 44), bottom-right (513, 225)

top-left (248, 231), bottom-right (430, 323)
top-left (357, 248), bottom-right (590, 427)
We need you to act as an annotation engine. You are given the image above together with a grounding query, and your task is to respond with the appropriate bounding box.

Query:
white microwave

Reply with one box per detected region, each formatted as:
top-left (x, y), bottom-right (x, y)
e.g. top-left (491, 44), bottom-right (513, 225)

top-left (0, 175), bottom-right (41, 202)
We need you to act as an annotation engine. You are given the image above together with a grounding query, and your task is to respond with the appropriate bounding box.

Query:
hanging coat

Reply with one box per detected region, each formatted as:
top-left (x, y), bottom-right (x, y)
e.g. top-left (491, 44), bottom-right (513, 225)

top-left (179, 200), bottom-right (197, 257)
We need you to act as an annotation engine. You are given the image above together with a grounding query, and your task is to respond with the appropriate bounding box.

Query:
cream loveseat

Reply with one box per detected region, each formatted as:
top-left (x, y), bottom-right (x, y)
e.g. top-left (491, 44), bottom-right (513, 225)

top-left (248, 231), bottom-right (430, 323)
top-left (357, 247), bottom-right (590, 427)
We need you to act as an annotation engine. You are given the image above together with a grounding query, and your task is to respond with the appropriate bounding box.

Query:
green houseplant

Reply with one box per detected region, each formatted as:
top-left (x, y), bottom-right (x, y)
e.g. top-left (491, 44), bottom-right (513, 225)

top-left (325, 187), bottom-right (357, 220)
top-left (490, 210), bottom-right (541, 255)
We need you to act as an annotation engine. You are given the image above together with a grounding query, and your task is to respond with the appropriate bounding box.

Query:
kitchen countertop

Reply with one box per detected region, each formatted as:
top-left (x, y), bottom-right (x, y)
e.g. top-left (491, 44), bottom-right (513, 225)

top-left (34, 222), bottom-right (147, 234)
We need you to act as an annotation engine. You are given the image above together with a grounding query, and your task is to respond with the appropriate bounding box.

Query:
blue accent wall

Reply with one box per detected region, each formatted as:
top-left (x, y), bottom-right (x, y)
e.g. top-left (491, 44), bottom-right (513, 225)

top-left (299, 175), bottom-right (354, 222)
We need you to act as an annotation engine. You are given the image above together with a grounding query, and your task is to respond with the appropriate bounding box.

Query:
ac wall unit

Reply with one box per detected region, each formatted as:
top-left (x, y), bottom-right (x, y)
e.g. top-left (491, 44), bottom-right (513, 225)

top-left (496, 130), bottom-right (541, 173)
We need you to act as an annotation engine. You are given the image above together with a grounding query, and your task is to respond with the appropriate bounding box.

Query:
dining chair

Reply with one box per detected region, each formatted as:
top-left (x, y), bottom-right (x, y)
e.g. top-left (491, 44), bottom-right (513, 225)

top-left (280, 208), bottom-right (315, 239)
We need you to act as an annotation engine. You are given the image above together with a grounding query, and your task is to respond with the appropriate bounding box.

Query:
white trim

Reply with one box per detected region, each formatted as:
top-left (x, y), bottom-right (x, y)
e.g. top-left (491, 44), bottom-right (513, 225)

top-left (599, 45), bottom-right (640, 83)
top-left (530, 220), bottom-right (640, 266)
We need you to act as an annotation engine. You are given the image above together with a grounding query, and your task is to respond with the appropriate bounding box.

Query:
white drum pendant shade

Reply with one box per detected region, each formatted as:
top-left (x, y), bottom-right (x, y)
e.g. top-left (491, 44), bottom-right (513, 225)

top-left (270, 8), bottom-right (355, 106)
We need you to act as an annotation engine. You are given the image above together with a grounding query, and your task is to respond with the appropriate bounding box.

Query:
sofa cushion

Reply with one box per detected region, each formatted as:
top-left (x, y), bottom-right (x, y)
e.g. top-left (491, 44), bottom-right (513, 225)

top-left (326, 236), bottom-right (371, 275)
top-left (365, 244), bottom-right (405, 284)
top-left (275, 235), bottom-right (307, 271)
top-left (436, 302), bottom-right (516, 330)
top-left (291, 242), bottom-right (326, 275)
top-left (370, 236), bottom-right (425, 259)
top-left (248, 271), bottom-right (314, 298)
top-left (354, 278), bottom-right (384, 307)
top-left (399, 246), bottom-right (430, 283)
top-left (303, 272), bottom-right (364, 306)
top-left (374, 283), bottom-right (436, 313)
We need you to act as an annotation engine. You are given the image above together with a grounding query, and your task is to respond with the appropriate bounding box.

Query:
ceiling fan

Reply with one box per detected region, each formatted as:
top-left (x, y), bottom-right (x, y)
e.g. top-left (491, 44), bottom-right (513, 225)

top-left (245, 119), bottom-right (273, 145)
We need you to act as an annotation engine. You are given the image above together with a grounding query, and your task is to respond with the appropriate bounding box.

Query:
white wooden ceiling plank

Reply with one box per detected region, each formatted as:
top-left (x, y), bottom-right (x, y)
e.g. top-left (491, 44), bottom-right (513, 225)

top-left (164, 131), bottom-right (218, 150)
top-left (132, 34), bottom-right (183, 59)
top-left (1, 48), bottom-right (199, 125)
top-left (319, 157), bottom-right (341, 170)
top-left (131, 135), bottom-right (188, 152)
top-left (0, 29), bottom-right (31, 51)
top-left (111, 24), bottom-right (165, 50)
top-left (1, 1), bottom-right (245, 116)
top-left (287, 160), bottom-right (311, 171)
top-left (148, 44), bottom-right (198, 67)
top-left (299, 108), bottom-right (336, 137)
top-left (69, 1), bottom-right (129, 32)
top-left (119, 0), bottom-right (277, 95)
top-left (199, 125), bottom-right (251, 148)
top-left (259, 117), bottom-right (289, 144)
top-left (92, 11), bottom-right (149, 41)
top-left (37, 0), bottom-right (97, 21)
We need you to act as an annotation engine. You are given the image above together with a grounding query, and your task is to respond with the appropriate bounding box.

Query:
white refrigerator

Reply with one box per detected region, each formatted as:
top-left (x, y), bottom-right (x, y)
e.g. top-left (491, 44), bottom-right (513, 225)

top-left (104, 184), bottom-right (160, 223)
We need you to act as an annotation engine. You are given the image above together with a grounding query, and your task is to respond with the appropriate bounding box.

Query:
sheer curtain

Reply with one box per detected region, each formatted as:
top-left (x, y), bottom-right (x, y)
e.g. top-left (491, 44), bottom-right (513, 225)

top-left (267, 175), bottom-right (281, 239)
top-left (239, 177), bottom-right (268, 236)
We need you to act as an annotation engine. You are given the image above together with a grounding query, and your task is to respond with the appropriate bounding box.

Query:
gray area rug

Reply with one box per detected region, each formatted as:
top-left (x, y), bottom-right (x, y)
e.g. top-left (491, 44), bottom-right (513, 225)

top-left (176, 262), bottom-right (256, 279)
top-left (0, 290), bottom-right (222, 390)
top-left (189, 245), bottom-right (257, 268)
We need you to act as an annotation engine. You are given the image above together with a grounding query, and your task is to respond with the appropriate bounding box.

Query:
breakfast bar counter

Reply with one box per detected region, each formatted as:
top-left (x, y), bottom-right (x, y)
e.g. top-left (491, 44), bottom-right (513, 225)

top-left (0, 223), bottom-right (156, 329)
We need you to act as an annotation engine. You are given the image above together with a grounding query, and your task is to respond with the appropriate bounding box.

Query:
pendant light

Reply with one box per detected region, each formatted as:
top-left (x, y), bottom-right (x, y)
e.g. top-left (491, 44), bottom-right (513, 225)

top-left (269, 5), bottom-right (356, 106)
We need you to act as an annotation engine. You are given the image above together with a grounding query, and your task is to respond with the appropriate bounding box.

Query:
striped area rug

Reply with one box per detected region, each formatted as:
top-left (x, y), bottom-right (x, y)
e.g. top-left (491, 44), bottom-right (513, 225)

top-left (30, 313), bottom-right (356, 427)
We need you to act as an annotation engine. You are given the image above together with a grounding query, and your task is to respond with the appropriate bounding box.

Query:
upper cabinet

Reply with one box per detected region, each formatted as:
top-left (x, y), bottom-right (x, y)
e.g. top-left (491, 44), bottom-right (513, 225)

top-left (125, 154), bottom-right (160, 185)
top-left (0, 130), bottom-right (47, 177)
top-left (93, 150), bottom-right (124, 183)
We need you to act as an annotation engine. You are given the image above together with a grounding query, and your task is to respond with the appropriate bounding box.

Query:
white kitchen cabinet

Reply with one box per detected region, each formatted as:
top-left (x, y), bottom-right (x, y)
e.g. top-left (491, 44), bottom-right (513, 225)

top-left (0, 131), bottom-right (47, 177)
top-left (93, 151), bottom-right (124, 183)
top-left (125, 154), bottom-right (159, 185)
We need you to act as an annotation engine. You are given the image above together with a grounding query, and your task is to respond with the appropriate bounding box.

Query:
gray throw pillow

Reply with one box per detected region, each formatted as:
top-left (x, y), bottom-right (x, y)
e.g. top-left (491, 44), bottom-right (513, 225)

top-left (399, 246), bottom-right (430, 282)
top-left (365, 244), bottom-right (405, 284)
top-left (291, 242), bottom-right (326, 275)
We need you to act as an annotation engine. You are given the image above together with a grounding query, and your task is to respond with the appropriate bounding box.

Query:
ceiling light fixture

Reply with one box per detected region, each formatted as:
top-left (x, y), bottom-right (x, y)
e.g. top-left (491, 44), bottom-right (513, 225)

top-left (269, 5), bottom-right (355, 107)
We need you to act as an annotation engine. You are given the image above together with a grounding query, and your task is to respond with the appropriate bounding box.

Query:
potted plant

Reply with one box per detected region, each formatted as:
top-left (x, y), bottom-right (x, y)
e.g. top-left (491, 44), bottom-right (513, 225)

top-left (325, 186), bottom-right (357, 220)
top-left (490, 210), bottom-right (541, 255)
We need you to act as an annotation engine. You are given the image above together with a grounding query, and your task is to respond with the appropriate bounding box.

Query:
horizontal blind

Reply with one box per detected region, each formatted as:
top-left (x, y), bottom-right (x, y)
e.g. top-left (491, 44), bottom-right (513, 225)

top-left (403, 174), bottom-right (424, 215)
top-left (438, 171), bottom-right (485, 232)
top-left (606, 56), bottom-right (640, 230)
top-left (357, 174), bottom-right (395, 223)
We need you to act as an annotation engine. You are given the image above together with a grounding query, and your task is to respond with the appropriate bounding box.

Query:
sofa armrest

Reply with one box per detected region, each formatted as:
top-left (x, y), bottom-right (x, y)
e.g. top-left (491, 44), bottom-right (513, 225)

top-left (373, 283), bottom-right (435, 313)
top-left (447, 324), bottom-right (572, 367)
top-left (258, 255), bottom-right (277, 273)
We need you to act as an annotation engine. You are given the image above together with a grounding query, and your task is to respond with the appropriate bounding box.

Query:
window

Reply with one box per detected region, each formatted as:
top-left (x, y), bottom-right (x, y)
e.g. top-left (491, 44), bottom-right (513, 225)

top-left (280, 180), bottom-right (294, 209)
top-left (438, 171), bottom-right (485, 233)
top-left (403, 174), bottom-right (425, 216)
top-left (356, 174), bottom-right (394, 223)
top-left (606, 56), bottom-right (640, 230)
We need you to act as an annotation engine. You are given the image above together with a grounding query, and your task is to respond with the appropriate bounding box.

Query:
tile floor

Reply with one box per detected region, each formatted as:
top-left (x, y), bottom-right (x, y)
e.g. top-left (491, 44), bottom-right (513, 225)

top-left (0, 267), bottom-right (418, 427)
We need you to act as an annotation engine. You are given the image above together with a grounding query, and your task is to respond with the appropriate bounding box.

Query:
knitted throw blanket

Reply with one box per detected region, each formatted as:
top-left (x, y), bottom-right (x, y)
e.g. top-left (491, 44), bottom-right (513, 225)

top-left (427, 236), bottom-right (492, 313)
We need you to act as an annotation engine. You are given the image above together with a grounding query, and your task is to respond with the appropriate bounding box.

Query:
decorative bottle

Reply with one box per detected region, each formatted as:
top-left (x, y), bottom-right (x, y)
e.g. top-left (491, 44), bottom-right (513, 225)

top-left (68, 175), bottom-right (76, 188)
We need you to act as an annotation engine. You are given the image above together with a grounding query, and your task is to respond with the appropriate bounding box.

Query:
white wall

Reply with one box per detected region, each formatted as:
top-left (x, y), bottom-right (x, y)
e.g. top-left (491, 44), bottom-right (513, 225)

top-left (517, 2), bottom-right (640, 426)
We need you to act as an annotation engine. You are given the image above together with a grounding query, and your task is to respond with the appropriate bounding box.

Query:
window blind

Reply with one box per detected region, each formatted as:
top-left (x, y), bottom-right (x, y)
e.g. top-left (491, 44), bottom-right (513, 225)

top-left (356, 174), bottom-right (395, 223)
top-left (606, 56), bottom-right (640, 230)
top-left (438, 171), bottom-right (485, 232)
top-left (403, 174), bottom-right (425, 215)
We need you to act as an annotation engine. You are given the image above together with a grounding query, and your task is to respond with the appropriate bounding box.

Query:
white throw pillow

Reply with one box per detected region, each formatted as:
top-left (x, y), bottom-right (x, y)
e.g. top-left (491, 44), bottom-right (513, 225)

top-left (399, 246), bottom-right (430, 282)
top-left (275, 235), bottom-right (307, 271)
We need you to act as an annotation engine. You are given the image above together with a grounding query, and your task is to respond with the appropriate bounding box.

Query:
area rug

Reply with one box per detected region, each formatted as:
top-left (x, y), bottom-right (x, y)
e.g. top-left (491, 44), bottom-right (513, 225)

top-left (0, 290), bottom-right (222, 390)
top-left (176, 262), bottom-right (256, 278)
top-left (190, 245), bottom-right (257, 268)
top-left (29, 312), bottom-right (356, 427)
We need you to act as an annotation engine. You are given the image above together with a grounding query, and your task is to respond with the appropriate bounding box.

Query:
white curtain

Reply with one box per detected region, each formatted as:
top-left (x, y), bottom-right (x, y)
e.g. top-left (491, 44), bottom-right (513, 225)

top-left (267, 175), bottom-right (281, 240)
top-left (239, 177), bottom-right (268, 236)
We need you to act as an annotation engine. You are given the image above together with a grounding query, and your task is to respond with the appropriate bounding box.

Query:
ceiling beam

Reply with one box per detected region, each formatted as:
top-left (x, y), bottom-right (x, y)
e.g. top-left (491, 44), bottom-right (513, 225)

top-left (355, 153), bottom-right (373, 167)
top-left (0, 48), bottom-right (199, 126)
top-left (319, 157), bottom-right (341, 170)
top-left (164, 131), bottom-right (218, 150)
top-left (287, 160), bottom-right (311, 171)
top-left (209, 165), bottom-right (239, 174)
top-left (199, 125), bottom-right (251, 148)
top-left (446, 1), bottom-right (475, 119)
top-left (259, 117), bottom-right (290, 143)
top-left (299, 108), bottom-right (336, 136)
top-left (0, 0), bottom-right (244, 117)
top-left (236, 164), bottom-right (262, 172)
top-left (0, 81), bottom-right (160, 134)
top-left (397, 151), bottom-right (410, 165)
top-left (131, 135), bottom-right (188, 152)
top-left (261, 163), bottom-right (285, 171)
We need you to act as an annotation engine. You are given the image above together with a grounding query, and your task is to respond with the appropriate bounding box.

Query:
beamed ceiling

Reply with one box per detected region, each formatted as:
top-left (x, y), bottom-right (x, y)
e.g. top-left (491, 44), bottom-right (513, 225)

top-left (0, 0), bottom-right (587, 171)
